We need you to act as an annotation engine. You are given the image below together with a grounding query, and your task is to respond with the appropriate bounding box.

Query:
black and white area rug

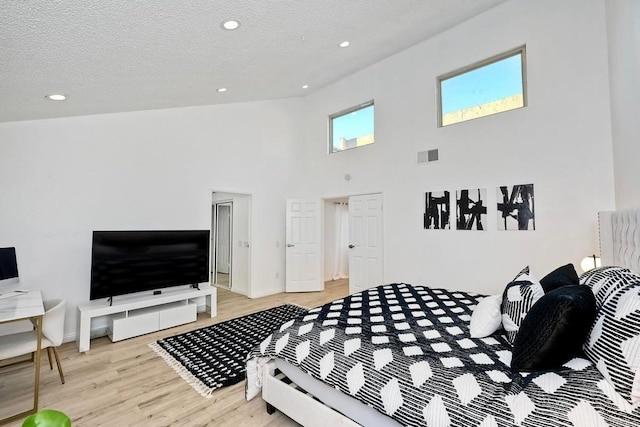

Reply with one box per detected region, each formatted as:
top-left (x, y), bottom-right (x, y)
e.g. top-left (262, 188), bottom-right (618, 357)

top-left (149, 304), bottom-right (308, 397)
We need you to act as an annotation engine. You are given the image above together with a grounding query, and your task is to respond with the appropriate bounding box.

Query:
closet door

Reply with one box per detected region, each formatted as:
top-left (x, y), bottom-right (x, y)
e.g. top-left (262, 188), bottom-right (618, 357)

top-left (348, 193), bottom-right (383, 295)
top-left (285, 199), bottom-right (322, 292)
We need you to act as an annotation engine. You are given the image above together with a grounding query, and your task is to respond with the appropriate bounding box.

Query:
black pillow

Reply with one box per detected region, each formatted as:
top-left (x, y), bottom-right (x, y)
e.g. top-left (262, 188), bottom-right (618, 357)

top-left (511, 285), bottom-right (597, 372)
top-left (539, 263), bottom-right (579, 293)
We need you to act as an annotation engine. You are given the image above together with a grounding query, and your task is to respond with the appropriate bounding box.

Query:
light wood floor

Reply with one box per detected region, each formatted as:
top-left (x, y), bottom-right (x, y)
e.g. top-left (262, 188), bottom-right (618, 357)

top-left (0, 279), bottom-right (349, 427)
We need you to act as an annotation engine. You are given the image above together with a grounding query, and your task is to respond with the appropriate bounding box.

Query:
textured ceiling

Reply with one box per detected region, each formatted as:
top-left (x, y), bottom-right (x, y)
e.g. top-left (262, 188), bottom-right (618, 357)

top-left (0, 0), bottom-right (508, 123)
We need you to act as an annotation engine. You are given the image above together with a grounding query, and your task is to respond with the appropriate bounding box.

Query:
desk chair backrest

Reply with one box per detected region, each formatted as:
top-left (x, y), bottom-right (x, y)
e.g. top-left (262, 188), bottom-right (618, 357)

top-left (43, 299), bottom-right (66, 347)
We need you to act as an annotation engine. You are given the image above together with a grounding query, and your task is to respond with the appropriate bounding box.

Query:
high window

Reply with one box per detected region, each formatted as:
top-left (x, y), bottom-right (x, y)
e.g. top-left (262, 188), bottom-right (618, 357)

top-left (329, 101), bottom-right (374, 153)
top-left (437, 46), bottom-right (527, 127)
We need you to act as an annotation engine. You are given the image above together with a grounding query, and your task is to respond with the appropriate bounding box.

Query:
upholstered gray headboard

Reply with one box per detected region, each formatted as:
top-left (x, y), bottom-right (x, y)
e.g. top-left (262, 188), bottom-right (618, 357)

top-left (599, 208), bottom-right (640, 274)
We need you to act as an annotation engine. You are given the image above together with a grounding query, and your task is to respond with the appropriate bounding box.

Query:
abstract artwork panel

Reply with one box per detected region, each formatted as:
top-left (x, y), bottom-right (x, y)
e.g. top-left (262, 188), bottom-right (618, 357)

top-left (456, 189), bottom-right (487, 230)
top-left (496, 184), bottom-right (535, 230)
top-left (424, 191), bottom-right (450, 230)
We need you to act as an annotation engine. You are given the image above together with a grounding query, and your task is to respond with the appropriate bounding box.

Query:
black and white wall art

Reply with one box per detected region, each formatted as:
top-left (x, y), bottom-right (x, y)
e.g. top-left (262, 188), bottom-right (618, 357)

top-left (456, 188), bottom-right (488, 230)
top-left (424, 191), bottom-right (450, 230)
top-left (496, 184), bottom-right (535, 230)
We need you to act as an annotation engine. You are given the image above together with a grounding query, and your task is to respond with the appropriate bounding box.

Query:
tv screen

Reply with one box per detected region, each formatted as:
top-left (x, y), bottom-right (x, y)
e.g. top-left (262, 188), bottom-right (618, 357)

top-left (90, 230), bottom-right (210, 300)
top-left (0, 247), bottom-right (19, 286)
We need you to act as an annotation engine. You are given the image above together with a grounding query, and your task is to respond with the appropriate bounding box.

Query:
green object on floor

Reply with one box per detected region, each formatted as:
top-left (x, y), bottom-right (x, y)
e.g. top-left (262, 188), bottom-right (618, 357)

top-left (22, 409), bottom-right (71, 427)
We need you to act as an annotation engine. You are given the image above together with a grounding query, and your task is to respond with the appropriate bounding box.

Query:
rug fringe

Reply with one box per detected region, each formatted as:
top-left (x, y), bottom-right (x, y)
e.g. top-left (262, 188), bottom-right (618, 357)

top-left (148, 342), bottom-right (216, 398)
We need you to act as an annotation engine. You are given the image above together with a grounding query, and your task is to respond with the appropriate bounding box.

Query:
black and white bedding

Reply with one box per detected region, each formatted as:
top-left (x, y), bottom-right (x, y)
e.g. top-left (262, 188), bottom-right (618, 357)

top-left (247, 282), bottom-right (640, 427)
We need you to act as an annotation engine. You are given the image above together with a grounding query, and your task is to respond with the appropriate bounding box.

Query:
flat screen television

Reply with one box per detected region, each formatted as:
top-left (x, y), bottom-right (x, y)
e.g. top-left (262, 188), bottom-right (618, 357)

top-left (90, 230), bottom-right (210, 300)
top-left (0, 247), bottom-right (20, 286)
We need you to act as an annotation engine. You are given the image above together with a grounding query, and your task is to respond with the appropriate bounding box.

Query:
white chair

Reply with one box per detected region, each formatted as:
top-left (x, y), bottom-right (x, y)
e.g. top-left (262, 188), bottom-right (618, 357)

top-left (0, 299), bottom-right (67, 384)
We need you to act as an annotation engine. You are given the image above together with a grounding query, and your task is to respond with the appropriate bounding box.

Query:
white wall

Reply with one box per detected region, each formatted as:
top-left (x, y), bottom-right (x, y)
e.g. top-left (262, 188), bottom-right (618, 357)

top-left (296, 0), bottom-right (616, 294)
top-left (0, 99), bottom-right (303, 340)
top-left (606, 0), bottom-right (640, 209)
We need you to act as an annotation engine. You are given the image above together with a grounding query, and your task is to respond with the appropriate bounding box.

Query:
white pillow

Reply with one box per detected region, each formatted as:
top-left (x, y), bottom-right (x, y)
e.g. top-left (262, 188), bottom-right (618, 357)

top-left (469, 294), bottom-right (503, 338)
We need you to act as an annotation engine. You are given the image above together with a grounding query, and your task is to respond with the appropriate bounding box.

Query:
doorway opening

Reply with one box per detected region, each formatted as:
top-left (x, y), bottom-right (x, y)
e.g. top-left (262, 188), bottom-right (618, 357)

top-left (213, 202), bottom-right (232, 288)
top-left (322, 192), bottom-right (384, 295)
top-left (211, 192), bottom-right (251, 296)
top-left (323, 198), bottom-right (350, 291)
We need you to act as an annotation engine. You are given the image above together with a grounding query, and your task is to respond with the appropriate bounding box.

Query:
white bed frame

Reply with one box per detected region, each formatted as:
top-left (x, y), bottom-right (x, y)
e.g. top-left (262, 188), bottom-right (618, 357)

top-left (258, 208), bottom-right (640, 426)
top-left (261, 363), bottom-right (360, 427)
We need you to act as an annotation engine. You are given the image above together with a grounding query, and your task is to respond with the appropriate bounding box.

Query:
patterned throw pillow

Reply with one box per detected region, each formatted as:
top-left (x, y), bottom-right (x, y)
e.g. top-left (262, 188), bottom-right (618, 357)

top-left (500, 268), bottom-right (545, 344)
top-left (583, 276), bottom-right (640, 403)
top-left (579, 266), bottom-right (635, 308)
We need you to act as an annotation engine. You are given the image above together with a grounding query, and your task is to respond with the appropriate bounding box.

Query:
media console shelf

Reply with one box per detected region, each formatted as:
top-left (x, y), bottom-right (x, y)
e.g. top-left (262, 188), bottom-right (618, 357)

top-left (76, 285), bottom-right (216, 352)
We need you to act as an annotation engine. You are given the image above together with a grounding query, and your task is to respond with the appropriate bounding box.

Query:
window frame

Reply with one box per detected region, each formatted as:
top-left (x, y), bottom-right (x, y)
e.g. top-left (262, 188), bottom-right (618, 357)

top-left (436, 45), bottom-right (527, 127)
top-left (328, 100), bottom-right (375, 154)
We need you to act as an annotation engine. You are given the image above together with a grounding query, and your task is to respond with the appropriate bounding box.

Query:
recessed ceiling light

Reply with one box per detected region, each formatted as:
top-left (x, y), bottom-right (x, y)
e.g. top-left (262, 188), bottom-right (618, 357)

top-left (46, 94), bottom-right (66, 101)
top-left (217, 88), bottom-right (227, 93)
top-left (221, 20), bottom-right (240, 30)
top-left (302, 85), bottom-right (309, 89)
top-left (338, 41), bottom-right (350, 48)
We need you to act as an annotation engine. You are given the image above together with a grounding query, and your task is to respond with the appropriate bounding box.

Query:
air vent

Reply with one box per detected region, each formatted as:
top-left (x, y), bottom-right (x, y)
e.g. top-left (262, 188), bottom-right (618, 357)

top-left (418, 149), bottom-right (439, 165)
top-left (417, 151), bottom-right (428, 164)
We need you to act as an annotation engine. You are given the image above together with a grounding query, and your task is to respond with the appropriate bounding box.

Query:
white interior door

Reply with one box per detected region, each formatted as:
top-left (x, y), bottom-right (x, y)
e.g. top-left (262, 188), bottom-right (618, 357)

top-left (348, 193), bottom-right (384, 294)
top-left (286, 199), bottom-right (323, 292)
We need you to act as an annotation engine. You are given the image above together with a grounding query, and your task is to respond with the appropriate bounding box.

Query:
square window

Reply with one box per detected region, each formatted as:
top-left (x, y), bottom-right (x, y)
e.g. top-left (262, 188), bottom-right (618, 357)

top-left (329, 101), bottom-right (375, 153)
top-left (438, 46), bottom-right (527, 127)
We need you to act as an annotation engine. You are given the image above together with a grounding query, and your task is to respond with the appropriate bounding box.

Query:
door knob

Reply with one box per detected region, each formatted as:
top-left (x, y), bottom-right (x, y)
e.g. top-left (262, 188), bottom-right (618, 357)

top-left (287, 244), bottom-right (295, 247)
top-left (348, 244), bottom-right (355, 249)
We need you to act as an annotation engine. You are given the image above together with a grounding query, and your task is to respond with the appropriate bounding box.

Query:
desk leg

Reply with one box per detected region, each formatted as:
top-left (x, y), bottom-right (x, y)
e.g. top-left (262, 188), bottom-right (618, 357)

top-left (34, 314), bottom-right (43, 411)
top-left (77, 311), bottom-right (91, 352)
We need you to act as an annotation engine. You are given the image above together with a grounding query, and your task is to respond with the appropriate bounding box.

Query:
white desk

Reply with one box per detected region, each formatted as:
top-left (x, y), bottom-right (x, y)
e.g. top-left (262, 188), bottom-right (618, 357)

top-left (0, 290), bottom-right (44, 425)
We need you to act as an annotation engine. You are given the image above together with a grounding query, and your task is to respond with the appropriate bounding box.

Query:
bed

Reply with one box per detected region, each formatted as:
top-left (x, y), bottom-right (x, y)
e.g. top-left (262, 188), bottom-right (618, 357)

top-left (246, 208), bottom-right (640, 426)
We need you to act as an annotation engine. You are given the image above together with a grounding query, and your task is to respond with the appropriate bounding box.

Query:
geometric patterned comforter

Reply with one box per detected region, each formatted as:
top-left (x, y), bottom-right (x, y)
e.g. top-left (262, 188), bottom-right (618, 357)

top-left (246, 283), bottom-right (640, 426)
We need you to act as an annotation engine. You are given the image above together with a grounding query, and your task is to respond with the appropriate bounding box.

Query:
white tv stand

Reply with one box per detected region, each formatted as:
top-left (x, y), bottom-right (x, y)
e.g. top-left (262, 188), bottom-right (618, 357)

top-left (76, 285), bottom-right (216, 352)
